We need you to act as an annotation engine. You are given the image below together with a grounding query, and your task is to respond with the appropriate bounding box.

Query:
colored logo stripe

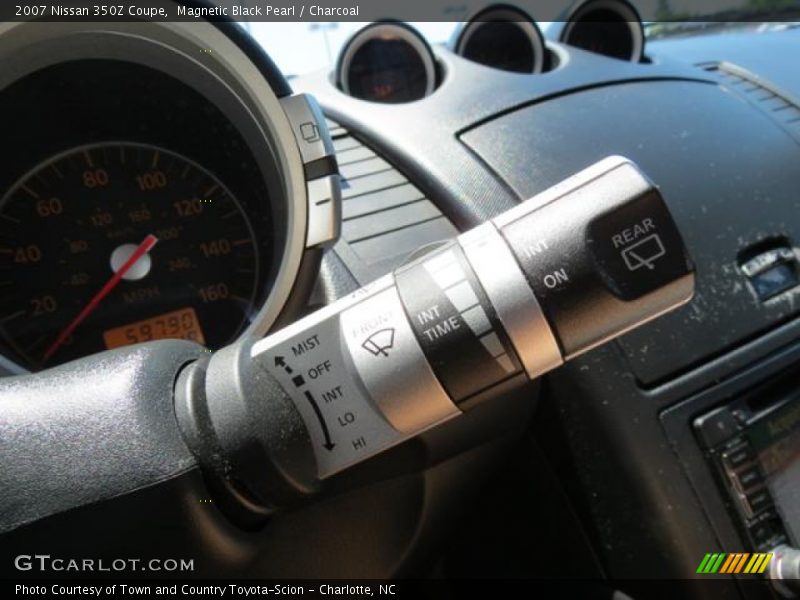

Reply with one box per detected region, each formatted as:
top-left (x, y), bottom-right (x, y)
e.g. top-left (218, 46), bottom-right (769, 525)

top-left (749, 553), bottom-right (773, 574)
top-left (697, 553), bottom-right (773, 574)
top-left (719, 554), bottom-right (736, 573)
top-left (696, 554), bottom-right (713, 573)
top-left (697, 553), bottom-right (726, 573)
top-left (722, 553), bottom-right (749, 573)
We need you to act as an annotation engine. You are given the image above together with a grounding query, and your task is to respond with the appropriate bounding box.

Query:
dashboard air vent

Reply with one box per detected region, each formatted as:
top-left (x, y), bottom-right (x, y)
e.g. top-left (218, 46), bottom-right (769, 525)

top-left (325, 118), bottom-right (459, 282)
top-left (702, 62), bottom-right (800, 141)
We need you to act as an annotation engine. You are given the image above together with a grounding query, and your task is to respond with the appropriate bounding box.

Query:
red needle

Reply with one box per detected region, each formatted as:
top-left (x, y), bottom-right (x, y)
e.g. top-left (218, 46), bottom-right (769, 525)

top-left (43, 234), bottom-right (159, 362)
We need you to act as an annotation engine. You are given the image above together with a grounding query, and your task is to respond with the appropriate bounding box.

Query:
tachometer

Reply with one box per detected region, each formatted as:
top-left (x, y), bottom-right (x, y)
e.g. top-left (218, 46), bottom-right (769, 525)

top-left (0, 142), bottom-right (260, 369)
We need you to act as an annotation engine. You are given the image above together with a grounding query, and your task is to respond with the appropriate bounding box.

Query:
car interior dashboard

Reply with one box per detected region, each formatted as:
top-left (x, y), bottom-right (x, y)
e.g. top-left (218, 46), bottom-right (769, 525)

top-left (1, 1), bottom-right (800, 597)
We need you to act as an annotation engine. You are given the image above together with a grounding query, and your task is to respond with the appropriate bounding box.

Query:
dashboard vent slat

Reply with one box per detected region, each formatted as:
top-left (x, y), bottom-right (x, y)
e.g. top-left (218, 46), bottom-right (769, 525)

top-left (338, 156), bottom-right (392, 180)
top-left (336, 146), bottom-right (376, 166)
top-left (324, 118), bottom-right (347, 139)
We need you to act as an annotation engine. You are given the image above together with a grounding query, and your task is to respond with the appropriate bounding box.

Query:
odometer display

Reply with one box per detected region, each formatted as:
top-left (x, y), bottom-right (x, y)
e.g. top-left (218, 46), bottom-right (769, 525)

top-left (0, 142), bottom-right (261, 369)
top-left (103, 307), bottom-right (205, 350)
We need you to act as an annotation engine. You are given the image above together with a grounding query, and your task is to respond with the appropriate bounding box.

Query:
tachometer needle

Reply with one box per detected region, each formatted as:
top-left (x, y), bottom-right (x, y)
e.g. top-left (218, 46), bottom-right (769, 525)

top-left (43, 234), bottom-right (159, 362)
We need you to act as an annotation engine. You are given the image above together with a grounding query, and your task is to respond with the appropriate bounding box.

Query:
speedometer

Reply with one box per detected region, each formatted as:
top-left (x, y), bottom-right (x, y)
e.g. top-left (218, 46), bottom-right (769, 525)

top-left (0, 142), bottom-right (261, 369)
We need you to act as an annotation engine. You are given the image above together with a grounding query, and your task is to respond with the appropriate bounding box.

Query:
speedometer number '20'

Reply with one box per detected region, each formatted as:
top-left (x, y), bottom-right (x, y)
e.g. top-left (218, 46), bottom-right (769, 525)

top-left (0, 143), bottom-right (261, 369)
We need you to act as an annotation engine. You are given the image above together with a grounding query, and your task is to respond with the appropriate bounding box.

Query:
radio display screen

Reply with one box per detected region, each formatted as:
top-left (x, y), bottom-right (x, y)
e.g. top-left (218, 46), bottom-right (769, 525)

top-left (749, 399), bottom-right (800, 543)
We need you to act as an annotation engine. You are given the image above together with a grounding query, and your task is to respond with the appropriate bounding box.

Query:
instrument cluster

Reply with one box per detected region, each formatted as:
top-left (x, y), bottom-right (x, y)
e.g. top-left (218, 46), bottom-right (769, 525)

top-left (334, 0), bottom-right (646, 104)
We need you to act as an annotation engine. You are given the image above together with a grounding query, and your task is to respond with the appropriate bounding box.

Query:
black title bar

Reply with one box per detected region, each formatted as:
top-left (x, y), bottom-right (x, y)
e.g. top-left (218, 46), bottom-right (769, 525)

top-left (3, 0), bottom-right (800, 22)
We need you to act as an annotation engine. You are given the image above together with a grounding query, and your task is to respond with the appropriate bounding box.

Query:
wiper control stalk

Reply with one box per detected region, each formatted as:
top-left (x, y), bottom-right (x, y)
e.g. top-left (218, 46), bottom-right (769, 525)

top-left (176, 156), bottom-right (695, 517)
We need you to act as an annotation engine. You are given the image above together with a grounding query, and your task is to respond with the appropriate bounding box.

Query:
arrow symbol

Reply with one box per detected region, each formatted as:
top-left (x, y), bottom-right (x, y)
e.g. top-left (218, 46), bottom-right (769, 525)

top-left (274, 355), bottom-right (293, 374)
top-left (303, 390), bottom-right (335, 451)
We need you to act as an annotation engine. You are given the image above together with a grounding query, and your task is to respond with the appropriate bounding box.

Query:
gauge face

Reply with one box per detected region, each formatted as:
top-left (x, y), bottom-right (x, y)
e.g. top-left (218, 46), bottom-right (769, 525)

top-left (566, 17), bottom-right (635, 60)
top-left (0, 143), bottom-right (260, 369)
top-left (338, 23), bottom-right (436, 103)
top-left (561, 0), bottom-right (644, 62)
top-left (455, 8), bottom-right (546, 74)
top-left (461, 21), bottom-right (536, 73)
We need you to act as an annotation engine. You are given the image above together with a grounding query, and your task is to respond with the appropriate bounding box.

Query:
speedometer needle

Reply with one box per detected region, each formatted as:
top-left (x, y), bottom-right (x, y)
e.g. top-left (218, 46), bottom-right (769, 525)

top-left (43, 234), bottom-right (159, 362)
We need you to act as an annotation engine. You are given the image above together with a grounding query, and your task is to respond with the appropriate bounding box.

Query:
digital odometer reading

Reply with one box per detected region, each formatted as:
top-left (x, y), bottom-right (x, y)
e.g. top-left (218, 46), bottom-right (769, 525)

top-left (103, 307), bottom-right (206, 349)
top-left (0, 142), bottom-right (261, 369)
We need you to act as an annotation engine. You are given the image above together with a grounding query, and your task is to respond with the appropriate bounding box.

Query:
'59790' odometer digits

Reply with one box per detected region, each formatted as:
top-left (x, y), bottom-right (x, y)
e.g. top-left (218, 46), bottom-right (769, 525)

top-left (0, 142), bottom-right (261, 370)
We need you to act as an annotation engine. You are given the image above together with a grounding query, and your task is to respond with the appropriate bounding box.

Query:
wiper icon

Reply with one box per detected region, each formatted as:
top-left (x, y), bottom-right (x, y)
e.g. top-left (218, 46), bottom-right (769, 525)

top-left (361, 328), bottom-right (395, 357)
top-left (621, 233), bottom-right (666, 271)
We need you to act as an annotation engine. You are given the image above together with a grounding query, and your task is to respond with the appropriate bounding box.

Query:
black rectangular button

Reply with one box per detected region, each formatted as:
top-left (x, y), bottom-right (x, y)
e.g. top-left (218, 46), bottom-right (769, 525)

top-left (744, 487), bottom-right (773, 516)
top-left (748, 519), bottom-right (775, 547)
top-left (734, 464), bottom-right (764, 492)
top-left (694, 408), bottom-right (740, 448)
top-left (722, 443), bottom-right (755, 469)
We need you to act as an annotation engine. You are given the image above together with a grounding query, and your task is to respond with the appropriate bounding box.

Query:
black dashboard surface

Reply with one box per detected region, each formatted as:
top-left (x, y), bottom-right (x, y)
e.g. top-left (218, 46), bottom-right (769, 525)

top-left (461, 78), bottom-right (800, 384)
